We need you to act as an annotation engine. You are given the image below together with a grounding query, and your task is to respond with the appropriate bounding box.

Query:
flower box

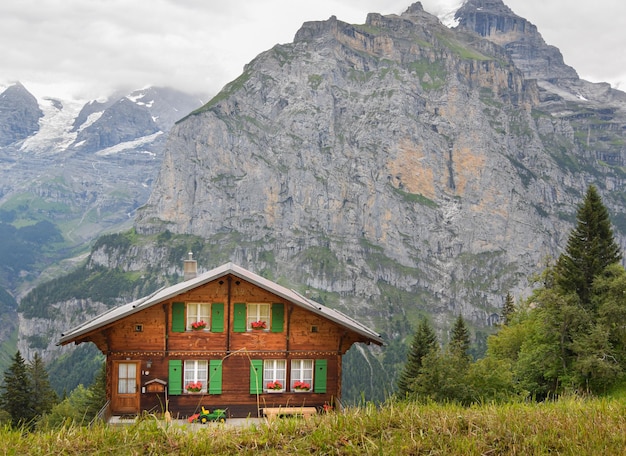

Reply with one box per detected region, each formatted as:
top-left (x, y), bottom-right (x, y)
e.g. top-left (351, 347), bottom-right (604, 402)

top-left (251, 320), bottom-right (267, 330)
top-left (293, 381), bottom-right (311, 392)
top-left (191, 320), bottom-right (207, 331)
top-left (185, 381), bottom-right (203, 393)
top-left (265, 381), bottom-right (283, 392)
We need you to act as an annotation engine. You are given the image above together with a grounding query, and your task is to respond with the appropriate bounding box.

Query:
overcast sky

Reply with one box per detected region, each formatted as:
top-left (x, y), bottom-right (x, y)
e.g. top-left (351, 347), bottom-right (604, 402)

top-left (0, 0), bottom-right (624, 101)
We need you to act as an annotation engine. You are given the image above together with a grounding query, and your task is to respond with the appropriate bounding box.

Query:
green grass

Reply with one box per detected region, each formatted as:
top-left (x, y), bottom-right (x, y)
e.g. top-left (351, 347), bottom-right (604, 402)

top-left (3, 398), bottom-right (626, 455)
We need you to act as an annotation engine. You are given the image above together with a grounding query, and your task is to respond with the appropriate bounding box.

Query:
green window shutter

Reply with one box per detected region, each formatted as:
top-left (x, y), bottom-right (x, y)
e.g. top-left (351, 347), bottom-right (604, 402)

top-left (233, 303), bottom-right (247, 332)
top-left (270, 303), bottom-right (284, 333)
top-left (168, 360), bottom-right (183, 395)
top-left (249, 359), bottom-right (263, 394)
top-left (211, 303), bottom-right (224, 332)
top-left (209, 360), bottom-right (223, 394)
top-left (314, 359), bottom-right (327, 393)
top-left (172, 302), bottom-right (185, 333)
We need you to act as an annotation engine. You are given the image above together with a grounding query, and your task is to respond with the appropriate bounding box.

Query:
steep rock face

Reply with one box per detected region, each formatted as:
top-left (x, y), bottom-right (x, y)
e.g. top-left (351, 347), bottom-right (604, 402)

top-left (455, 0), bottom-right (578, 80)
top-left (134, 2), bottom-right (590, 331)
top-left (0, 82), bottom-right (43, 146)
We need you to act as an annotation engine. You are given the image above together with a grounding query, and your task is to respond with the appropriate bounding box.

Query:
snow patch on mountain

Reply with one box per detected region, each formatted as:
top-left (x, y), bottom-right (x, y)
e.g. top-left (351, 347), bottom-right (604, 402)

top-left (436, 1), bottom-right (464, 28)
top-left (20, 97), bottom-right (85, 154)
top-left (94, 131), bottom-right (163, 157)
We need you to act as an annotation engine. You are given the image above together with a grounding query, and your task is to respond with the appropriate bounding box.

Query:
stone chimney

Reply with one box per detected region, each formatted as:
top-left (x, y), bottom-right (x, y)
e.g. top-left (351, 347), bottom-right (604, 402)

top-left (183, 252), bottom-right (197, 280)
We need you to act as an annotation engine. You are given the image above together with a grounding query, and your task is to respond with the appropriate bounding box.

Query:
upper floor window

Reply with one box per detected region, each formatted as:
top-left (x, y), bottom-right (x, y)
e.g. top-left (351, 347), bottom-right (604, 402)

top-left (171, 302), bottom-right (225, 333)
top-left (186, 302), bottom-right (210, 330)
top-left (233, 302), bottom-right (284, 333)
top-left (247, 303), bottom-right (270, 331)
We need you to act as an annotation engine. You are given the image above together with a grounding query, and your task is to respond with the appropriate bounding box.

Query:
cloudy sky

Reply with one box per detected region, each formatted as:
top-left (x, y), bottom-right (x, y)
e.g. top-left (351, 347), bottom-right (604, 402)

top-left (1, 0), bottom-right (624, 101)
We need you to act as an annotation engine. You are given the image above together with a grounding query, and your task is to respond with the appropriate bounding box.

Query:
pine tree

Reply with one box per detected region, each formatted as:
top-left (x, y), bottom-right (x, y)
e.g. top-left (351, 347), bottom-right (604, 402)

top-left (449, 314), bottom-right (471, 361)
top-left (556, 185), bottom-right (622, 311)
top-left (81, 362), bottom-right (108, 422)
top-left (396, 318), bottom-right (438, 398)
top-left (28, 352), bottom-right (58, 418)
top-left (0, 351), bottom-right (35, 427)
top-left (501, 292), bottom-right (516, 326)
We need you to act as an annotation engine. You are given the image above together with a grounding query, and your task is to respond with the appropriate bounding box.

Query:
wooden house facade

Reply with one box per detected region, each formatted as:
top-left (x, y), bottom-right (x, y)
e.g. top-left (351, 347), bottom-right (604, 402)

top-left (58, 262), bottom-right (383, 419)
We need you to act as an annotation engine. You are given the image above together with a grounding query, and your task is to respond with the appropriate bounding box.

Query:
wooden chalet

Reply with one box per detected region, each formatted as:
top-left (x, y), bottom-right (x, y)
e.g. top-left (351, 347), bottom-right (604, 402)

top-left (58, 261), bottom-right (383, 419)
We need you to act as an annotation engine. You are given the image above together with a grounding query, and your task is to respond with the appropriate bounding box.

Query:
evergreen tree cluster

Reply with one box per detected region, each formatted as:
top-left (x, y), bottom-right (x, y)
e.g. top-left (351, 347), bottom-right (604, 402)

top-left (0, 351), bottom-right (57, 428)
top-left (396, 186), bottom-right (626, 404)
top-left (0, 350), bottom-right (106, 429)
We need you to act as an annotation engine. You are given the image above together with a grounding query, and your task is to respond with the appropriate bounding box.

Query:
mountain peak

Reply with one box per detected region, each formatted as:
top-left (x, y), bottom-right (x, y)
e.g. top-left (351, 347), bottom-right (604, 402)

top-left (454, 0), bottom-right (578, 80)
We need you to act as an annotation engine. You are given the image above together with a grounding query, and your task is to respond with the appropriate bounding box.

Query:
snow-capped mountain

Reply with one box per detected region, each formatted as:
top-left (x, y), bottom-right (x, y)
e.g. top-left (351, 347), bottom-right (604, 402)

top-left (0, 82), bottom-right (203, 292)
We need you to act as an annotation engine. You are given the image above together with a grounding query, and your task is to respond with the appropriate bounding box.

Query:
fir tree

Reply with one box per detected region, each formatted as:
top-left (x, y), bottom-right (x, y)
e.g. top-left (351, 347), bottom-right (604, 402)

top-left (28, 352), bottom-right (58, 418)
top-left (396, 318), bottom-right (438, 398)
top-left (84, 362), bottom-right (107, 422)
top-left (0, 351), bottom-right (35, 428)
top-left (449, 314), bottom-right (471, 361)
top-left (556, 185), bottom-right (622, 311)
top-left (501, 292), bottom-right (516, 326)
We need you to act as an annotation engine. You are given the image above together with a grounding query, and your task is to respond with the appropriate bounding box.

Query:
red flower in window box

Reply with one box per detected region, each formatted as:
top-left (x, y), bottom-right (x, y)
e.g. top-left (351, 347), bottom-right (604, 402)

top-left (251, 320), bottom-right (267, 330)
top-left (186, 381), bottom-right (203, 393)
top-left (293, 381), bottom-right (311, 391)
top-left (191, 320), bottom-right (207, 330)
top-left (266, 381), bottom-right (283, 391)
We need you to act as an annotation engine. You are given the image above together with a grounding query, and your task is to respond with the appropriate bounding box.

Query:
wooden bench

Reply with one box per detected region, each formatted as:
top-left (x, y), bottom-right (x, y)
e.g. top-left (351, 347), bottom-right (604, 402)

top-left (262, 406), bottom-right (317, 419)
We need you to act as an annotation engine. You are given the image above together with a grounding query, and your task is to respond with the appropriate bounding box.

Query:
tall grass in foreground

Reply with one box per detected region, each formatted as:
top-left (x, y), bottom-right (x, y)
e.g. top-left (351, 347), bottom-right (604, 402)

top-left (3, 397), bottom-right (626, 455)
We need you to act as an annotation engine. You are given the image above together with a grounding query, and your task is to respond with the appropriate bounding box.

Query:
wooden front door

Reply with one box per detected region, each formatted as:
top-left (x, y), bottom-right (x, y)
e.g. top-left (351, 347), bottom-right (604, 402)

top-left (112, 361), bottom-right (140, 414)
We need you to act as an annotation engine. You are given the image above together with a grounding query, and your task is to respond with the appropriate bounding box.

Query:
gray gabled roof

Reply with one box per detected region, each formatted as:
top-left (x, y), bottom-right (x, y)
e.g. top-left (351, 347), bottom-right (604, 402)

top-left (58, 262), bottom-right (383, 346)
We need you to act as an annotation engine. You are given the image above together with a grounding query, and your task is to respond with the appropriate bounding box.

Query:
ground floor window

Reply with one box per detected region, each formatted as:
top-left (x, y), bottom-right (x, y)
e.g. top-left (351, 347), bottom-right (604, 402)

top-left (263, 359), bottom-right (286, 392)
top-left (184, 360), bottom-right (208, 393)
top-left (290, 359), bottom-right (313, 392)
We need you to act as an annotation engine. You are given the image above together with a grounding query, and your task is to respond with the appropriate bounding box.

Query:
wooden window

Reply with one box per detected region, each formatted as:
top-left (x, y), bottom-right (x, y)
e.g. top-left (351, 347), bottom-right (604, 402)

top-left (263, 359), bottom-right (286, 392)
top-left (208, 360), bottom-right (223, 394)
top-left (184, 360), bottom-right (208, 393)
top-left (168, 360), bottom-right (182, 395)
top-left (247, 303), bottom-right (270, 331)
top-left (290, 359), bottom-right (313, 392)
top-left (117, 362), bottom-right (137, 394)
top-left (314, 359), bottom-right (327, 393)
top-left (186, 302), bottom-right (211, 330)
top-left (249, 359), bottom-right (263, 394)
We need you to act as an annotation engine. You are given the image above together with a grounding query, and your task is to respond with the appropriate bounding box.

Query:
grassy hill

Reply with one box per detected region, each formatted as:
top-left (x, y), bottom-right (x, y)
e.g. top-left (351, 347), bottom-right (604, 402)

top-left (3, 397), bottom-right (626, 455)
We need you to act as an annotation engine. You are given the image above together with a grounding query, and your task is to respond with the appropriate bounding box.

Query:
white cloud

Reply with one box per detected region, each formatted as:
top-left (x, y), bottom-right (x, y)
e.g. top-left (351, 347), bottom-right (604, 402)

top-left (0, 0), bottom-right (623, 100)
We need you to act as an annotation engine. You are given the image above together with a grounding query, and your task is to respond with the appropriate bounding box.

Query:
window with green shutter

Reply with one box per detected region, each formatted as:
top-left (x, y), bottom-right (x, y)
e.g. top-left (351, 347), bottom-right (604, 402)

top-left (314, 359), bottom-right (327, 393)
top-left (233, 303), bottom-right (247, 332)
top-left (211, 303), bottom-right (224, 332)
top-left (270, 303), bottom-right (284, 332)
top-left (172, 302), bottom-right (185, 333)
top-left (209, 360), bottom-right (223, 394)
top-left (168, 360), bottom-right (183, 395)
top-left (250, 359), bottom-right (263, 394)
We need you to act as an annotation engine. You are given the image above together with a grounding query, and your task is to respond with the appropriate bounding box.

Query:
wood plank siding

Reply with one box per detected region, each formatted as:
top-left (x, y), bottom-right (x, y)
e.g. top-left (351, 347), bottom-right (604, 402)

top-left (60, 264), bottom-right (382, 419)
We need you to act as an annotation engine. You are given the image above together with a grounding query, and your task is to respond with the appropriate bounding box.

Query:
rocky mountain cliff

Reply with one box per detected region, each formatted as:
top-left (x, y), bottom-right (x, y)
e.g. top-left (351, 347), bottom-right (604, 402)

top-left (15, 1), bottom-right (626, 384)
top-left (133, 0), bottom-right (626, 335)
